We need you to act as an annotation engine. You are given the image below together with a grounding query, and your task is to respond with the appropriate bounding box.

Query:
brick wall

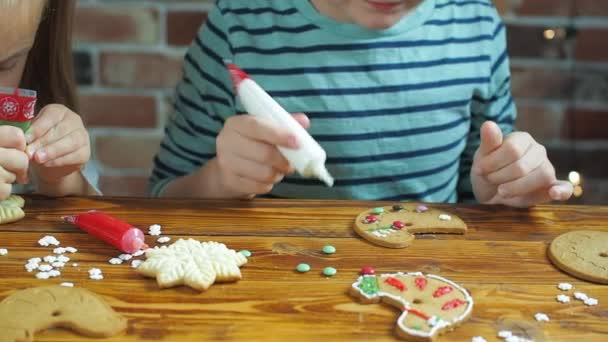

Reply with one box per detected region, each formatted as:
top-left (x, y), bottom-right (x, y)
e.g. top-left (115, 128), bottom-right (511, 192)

top-left (73, 0), bottom-right (608, 203)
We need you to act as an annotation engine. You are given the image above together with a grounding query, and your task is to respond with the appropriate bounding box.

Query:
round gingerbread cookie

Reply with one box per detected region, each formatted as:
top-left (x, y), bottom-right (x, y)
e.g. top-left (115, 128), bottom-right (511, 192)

top-left (353, 204), bottom-right (467, 248)
top-left (350, 271), bottom-right (474, 341)
top-left (548, 230), bottom-right (608, 284)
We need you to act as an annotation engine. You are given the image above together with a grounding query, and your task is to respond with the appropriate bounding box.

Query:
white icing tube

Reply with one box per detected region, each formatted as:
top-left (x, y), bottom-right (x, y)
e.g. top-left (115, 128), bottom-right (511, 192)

top-left (225, 62), bottom-right (334, 187)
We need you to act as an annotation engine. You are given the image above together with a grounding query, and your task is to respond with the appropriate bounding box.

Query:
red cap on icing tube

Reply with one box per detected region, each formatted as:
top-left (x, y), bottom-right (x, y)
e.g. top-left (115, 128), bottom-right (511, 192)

top-left (224, 60), bottom-right (250, 91)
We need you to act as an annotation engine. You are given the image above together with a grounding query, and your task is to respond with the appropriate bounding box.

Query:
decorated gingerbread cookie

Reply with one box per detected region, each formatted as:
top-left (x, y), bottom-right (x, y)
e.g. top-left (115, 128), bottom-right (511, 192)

top-left (0, 195), bottom-right (25, 225)
top-left (137, 238), bottom-right (248, 291)
top-left (0, 285), bottom-right (127, 341)
top-left (353, 204), bottom-right (467, 248)
top-left (548, 230), bottom-right (608, 284)
top-left (350, 270), bottom-right (473, 341)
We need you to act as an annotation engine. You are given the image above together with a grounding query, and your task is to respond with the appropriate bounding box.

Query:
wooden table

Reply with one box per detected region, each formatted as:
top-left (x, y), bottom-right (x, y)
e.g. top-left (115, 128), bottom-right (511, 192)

top-left (1, 196), bottom-right (607, 341)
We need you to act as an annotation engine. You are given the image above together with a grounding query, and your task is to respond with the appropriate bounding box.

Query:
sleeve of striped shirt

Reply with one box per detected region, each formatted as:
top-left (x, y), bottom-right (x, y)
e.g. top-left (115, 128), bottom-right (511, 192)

top-left (148, 3), bottom-right (235, 197)
top-left (457, 8), bottom-right (517, 201)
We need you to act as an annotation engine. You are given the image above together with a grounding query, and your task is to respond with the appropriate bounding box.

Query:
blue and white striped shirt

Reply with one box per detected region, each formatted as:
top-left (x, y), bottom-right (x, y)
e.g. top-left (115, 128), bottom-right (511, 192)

top-left (150, 0), bottom-right (516, 202)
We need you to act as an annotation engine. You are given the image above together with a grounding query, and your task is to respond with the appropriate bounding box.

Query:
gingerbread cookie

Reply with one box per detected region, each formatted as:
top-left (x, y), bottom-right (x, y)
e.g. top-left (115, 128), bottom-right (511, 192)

top-left (350, 271), bottom-right (473, 341)
top-left (0, 285), bottom-right (127, 341)
top-left (548, 230), bottom-right (608, 284)
top-left (137, 238), bottom-right (248, 291)
top-left (0, 195), bottom-right (25, 225)
top-left (353, 204), bottom-right (467, 248)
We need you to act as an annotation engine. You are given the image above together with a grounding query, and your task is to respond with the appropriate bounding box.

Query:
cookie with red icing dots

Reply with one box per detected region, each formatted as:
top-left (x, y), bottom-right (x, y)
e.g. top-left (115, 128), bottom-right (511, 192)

top-left (350, 271), bottom-right (474, 341)
top-left (353, 204), bottom-right (467, 248)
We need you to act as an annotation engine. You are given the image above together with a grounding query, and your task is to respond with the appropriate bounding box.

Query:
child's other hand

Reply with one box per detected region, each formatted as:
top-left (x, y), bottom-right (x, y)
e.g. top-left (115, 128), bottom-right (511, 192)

top-left (24, 104), bottom-right (91, 185)
top-left (0, 126), bottom-right (29, 200)
top-left (215, 113), bottom-right (309, 197)
top-left (471, 121), bottom-right (572, 207)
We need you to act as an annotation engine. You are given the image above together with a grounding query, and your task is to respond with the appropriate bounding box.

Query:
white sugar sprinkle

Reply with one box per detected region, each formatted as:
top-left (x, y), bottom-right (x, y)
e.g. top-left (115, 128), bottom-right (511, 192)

top-left (28, 257), bottom-right (42, 263)
top-left (148, 224), bottom-right (162, 236)
top-left (438, 214), bottom-right (452, 221)
top-left (38, 264), bottom-right (53, 272)
top-left (43, 255), bottom-right (57, 263)
top-left (51, 262), bottom-right (65, 268)
top-left (498, 331), bottom-right (512, 338)
top-left (584, 297), bottom-right (598, 306)
top-left (57, 255), bottom-right (70, 263)
top-left (25, 263), bottom-right (39, 272)
top-left (88, 268), bottom-right (102, 275)
top-left (131, 249), bottom-right (145, 257)
top-left (118, 253), bottom-right (132, 261)
top-left (109, 258), bottom-right (123, 265)
top-left (131, 260), bottom-right (143, 268)
top-left (574, 292), bottom-right (588, 301)
top-left (557, 282), bottom-right (573, 291)
top-left (48, 270), bottom-right (61, 277)
top-left (0, 248), bottom-right (7, 256)
top-left (556, 294), bottom-right (570, 303)
top-left (36, 272), bottom-right (50, 279)
top-left (472, 337), bottom-right (487, 342)
top-left (53, 247), bottom-right (66, 254)
top-left (65, 247), bottom-right (78, 253)
top-left (60, 282), bottom-right (74, 287)
top-left (38, 235), bottom-right (60, 246)
top-left (72, 263), bottom-right (79, 267)
top-left (89, 274), bottom-right (104, 280)
top-left (157, 236), bottom-right (171, 243)
top-left (534, 312), bottom-right (550, 322)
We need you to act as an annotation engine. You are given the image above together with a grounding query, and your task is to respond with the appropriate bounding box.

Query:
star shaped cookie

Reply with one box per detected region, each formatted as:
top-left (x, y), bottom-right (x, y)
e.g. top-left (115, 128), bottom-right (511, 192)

top-left (137, 239), bottom-right (248, 291)
top-left (0, 195), bottom-right (25, 225)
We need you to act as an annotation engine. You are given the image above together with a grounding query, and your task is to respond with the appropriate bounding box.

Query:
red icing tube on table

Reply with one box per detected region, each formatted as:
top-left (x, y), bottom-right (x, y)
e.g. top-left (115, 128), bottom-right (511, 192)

top-left (63, 211), bottom-right (148, 253)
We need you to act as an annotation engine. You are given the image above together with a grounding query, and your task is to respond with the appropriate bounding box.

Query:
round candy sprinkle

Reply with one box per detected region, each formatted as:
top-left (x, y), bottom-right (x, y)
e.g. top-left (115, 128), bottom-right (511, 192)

top-left (365, 215), bottom-right (378, 223)
top-left (322, 245), bottom-right (336, 254)
top-left (415, 205), bottom-right (428, 213)
top-left (239, 250), bottom-right (252, 257)
top-left (392, 221), bottom-right (405, 230)
top-left (360, 266), bottom-right (375, 275)
top-left (372, 207), bottom-right (384, 215)
top-left (296, 263), bottom-right (311, 273)
top-left (323, 267), bottom-right (337, 277)
top-left (392, 204), bottom-right (404, 211)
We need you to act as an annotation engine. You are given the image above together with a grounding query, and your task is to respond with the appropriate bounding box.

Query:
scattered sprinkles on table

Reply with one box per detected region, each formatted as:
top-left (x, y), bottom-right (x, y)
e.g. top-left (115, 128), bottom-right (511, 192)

top-left (557, 282), bottom-right (573, 291)
top-left (109, 258), bottom-right (122, 265)
top-left (239, 250), bottom-right (252, 258)
top-left (573, 291), bottom-right (588, 301)
top-left (118, 253), bottom-right (132, 261)
top-left (89, 268), bottom-right (104, 280)
top-left (472, 337), bottom-right (487, 342)
top-left (0, 248), bottom-right (7, 256)
top-left (131, 260), bottom-right (143, 268)
top-left (157, 236), bottom-right (171, 244)
top-left (584, 297), bottom-right (598, 306)
top-left (38, 235), bottom-right (60, 246)
top-left (360, 266), bottom-right (375, 275)
top-left (148, 224), bottom-right (162, 236)
top-left (556, 294), bottom-right (570, 303)
top-left (322, 245), bottom-right (336, 254)
top-left (296, 263), bottom-right (311, 273)
top-left (60, 282), bottom-right (75, 287)
top-left (323, 267), bottom-right (337, 277)
top-left (534, 313), bottom-right (550, 322)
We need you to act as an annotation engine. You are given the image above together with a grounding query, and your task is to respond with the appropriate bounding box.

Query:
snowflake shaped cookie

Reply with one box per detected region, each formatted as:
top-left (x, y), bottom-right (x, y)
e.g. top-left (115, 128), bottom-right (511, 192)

top-left (137, 239), bottom-right (247, 291)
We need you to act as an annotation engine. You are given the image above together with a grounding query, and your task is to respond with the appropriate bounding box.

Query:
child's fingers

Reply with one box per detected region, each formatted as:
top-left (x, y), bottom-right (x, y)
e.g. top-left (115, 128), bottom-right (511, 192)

top-left (0, 167), bottom-right (17, 185)
top-left (0, 126), bottom-right (26, 150)
top-left (496, 160), bottom-right (556, 198)
top-left (477, 121), bottom-right (503, 156)
top-left (548, 180), bottom-right (573, 201)
top-left (41, 145), bottom-right (90, 168)
top-left (0, 148), bottom-right (29, 184)
top-left (231, 115), bottom-right (299, 149)
top-left (0, 183), bottom-right (12, 201)
top-left (25, 104), bottom-right (70, 144)
top-left (484, 143), bottom-right (546, 185)
top-left (31, 130), bottom-right (90, 165)
top-left (474, 132), bottom-right (533, 175)
top-left (220, 154), bottom-right (285, 185)
top-left (222, 171), bottom-right (274, 195)
top-left (26, 120), bottom-right (83, 159)
top-left (219, 130), bottom-right (292, 174)
top-left (292, 113), bottom-right (310, 129)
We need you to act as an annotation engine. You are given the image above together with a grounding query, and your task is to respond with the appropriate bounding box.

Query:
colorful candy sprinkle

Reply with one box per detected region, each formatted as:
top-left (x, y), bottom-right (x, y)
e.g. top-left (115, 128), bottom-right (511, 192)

top-left (372, 207), bottom-right (384, 215)
top-left (392, 221), bottom-right (405, 230)
top-left (296, 263), bottom-right (311, 273)
top-left (392, 204), bottom-right (404, 211)
top-left (360, 266), bottom-right (375, 275)
top-left (415, 205), bottom-right (428, 213)
top-left (323, 267), bottom-right (337, 276)
top-left (365, 215), bottom-right (378, 223)
top-left (239, 250), bottom-right (252, 257)
top-left (322, 245), bottom-right (336, 254)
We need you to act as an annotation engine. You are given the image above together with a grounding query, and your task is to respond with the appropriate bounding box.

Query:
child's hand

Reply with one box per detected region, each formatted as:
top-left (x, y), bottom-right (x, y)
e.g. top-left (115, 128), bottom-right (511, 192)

top-left (471, 121), bottom-right (572, 207)
top-left (0, 126), bottom-right (29, 200)
top-left (215, 113), bottom-right (310, 197)
top-left (24, 104), bottom-right (91, 185)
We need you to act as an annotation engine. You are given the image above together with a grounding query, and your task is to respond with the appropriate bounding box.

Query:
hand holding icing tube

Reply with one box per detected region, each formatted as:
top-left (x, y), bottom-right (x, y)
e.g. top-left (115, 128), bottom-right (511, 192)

top-left (225, 62), bottom-right (334, 187)
top-left (0, 87), bottom-right (37, 131)
top-left (63, 211), bottom-right (148, 253)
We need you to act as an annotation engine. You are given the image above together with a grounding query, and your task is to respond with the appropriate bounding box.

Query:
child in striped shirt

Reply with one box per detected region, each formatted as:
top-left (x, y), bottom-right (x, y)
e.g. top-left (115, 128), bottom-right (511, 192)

top-left (150, 0), bottom-right (572, 207)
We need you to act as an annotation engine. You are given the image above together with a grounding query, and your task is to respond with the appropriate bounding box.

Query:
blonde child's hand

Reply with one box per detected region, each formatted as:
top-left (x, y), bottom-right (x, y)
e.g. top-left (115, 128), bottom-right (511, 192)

top-left (0, 126), bottom-right (29, 200)
top-left (471, 121), bottom-right (573, 207)
top-left (215, 113), bottom-right (309, 197)
top-left (24, 104), bottom-right (91, 185)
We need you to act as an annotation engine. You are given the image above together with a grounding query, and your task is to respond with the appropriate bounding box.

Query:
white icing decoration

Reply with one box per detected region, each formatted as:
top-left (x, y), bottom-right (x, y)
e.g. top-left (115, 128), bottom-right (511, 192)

top-left (438, 214), bottom-right (451, 221)
top-left (351, 272), bottom-right (473, 338)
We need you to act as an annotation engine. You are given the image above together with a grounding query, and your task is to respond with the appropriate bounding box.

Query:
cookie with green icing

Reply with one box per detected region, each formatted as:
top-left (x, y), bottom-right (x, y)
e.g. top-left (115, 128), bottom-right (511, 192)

top-left (0, 195), bottom-right (25, 225)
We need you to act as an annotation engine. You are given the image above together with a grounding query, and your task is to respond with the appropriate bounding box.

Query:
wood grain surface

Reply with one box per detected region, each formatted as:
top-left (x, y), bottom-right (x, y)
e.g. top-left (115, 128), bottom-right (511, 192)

top-left (0, 196), bottom-right (606, 341)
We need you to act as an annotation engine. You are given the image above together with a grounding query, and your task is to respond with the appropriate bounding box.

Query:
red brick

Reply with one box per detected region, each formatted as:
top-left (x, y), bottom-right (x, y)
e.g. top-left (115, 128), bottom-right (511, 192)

top-left (562, 108), bottom-right (608, 140)
top-left (574, 67), bottom-right (608, 103)
top-left (575, 29), bottom-right (608, 62)
top-left (74, 7), bottom-right (159, 44)
top-left (574, 0), bottom-right (608, 16)
top-left (100, 53), bottom-right (183, 88)
top-left (80, 94), bottom-right (157, 128)
top-left (96, 135), bottom-right (162, 169)
top-left (515, 104), bottom-right (564, 142)
top-left (511, 0), bottom-right (573, 16)
top-left (99, 176), bottom-right (150, 197)
top-left (167, 11), bottom-right (208, 46)
top-left (511, 67), bottom-right (574, 100)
